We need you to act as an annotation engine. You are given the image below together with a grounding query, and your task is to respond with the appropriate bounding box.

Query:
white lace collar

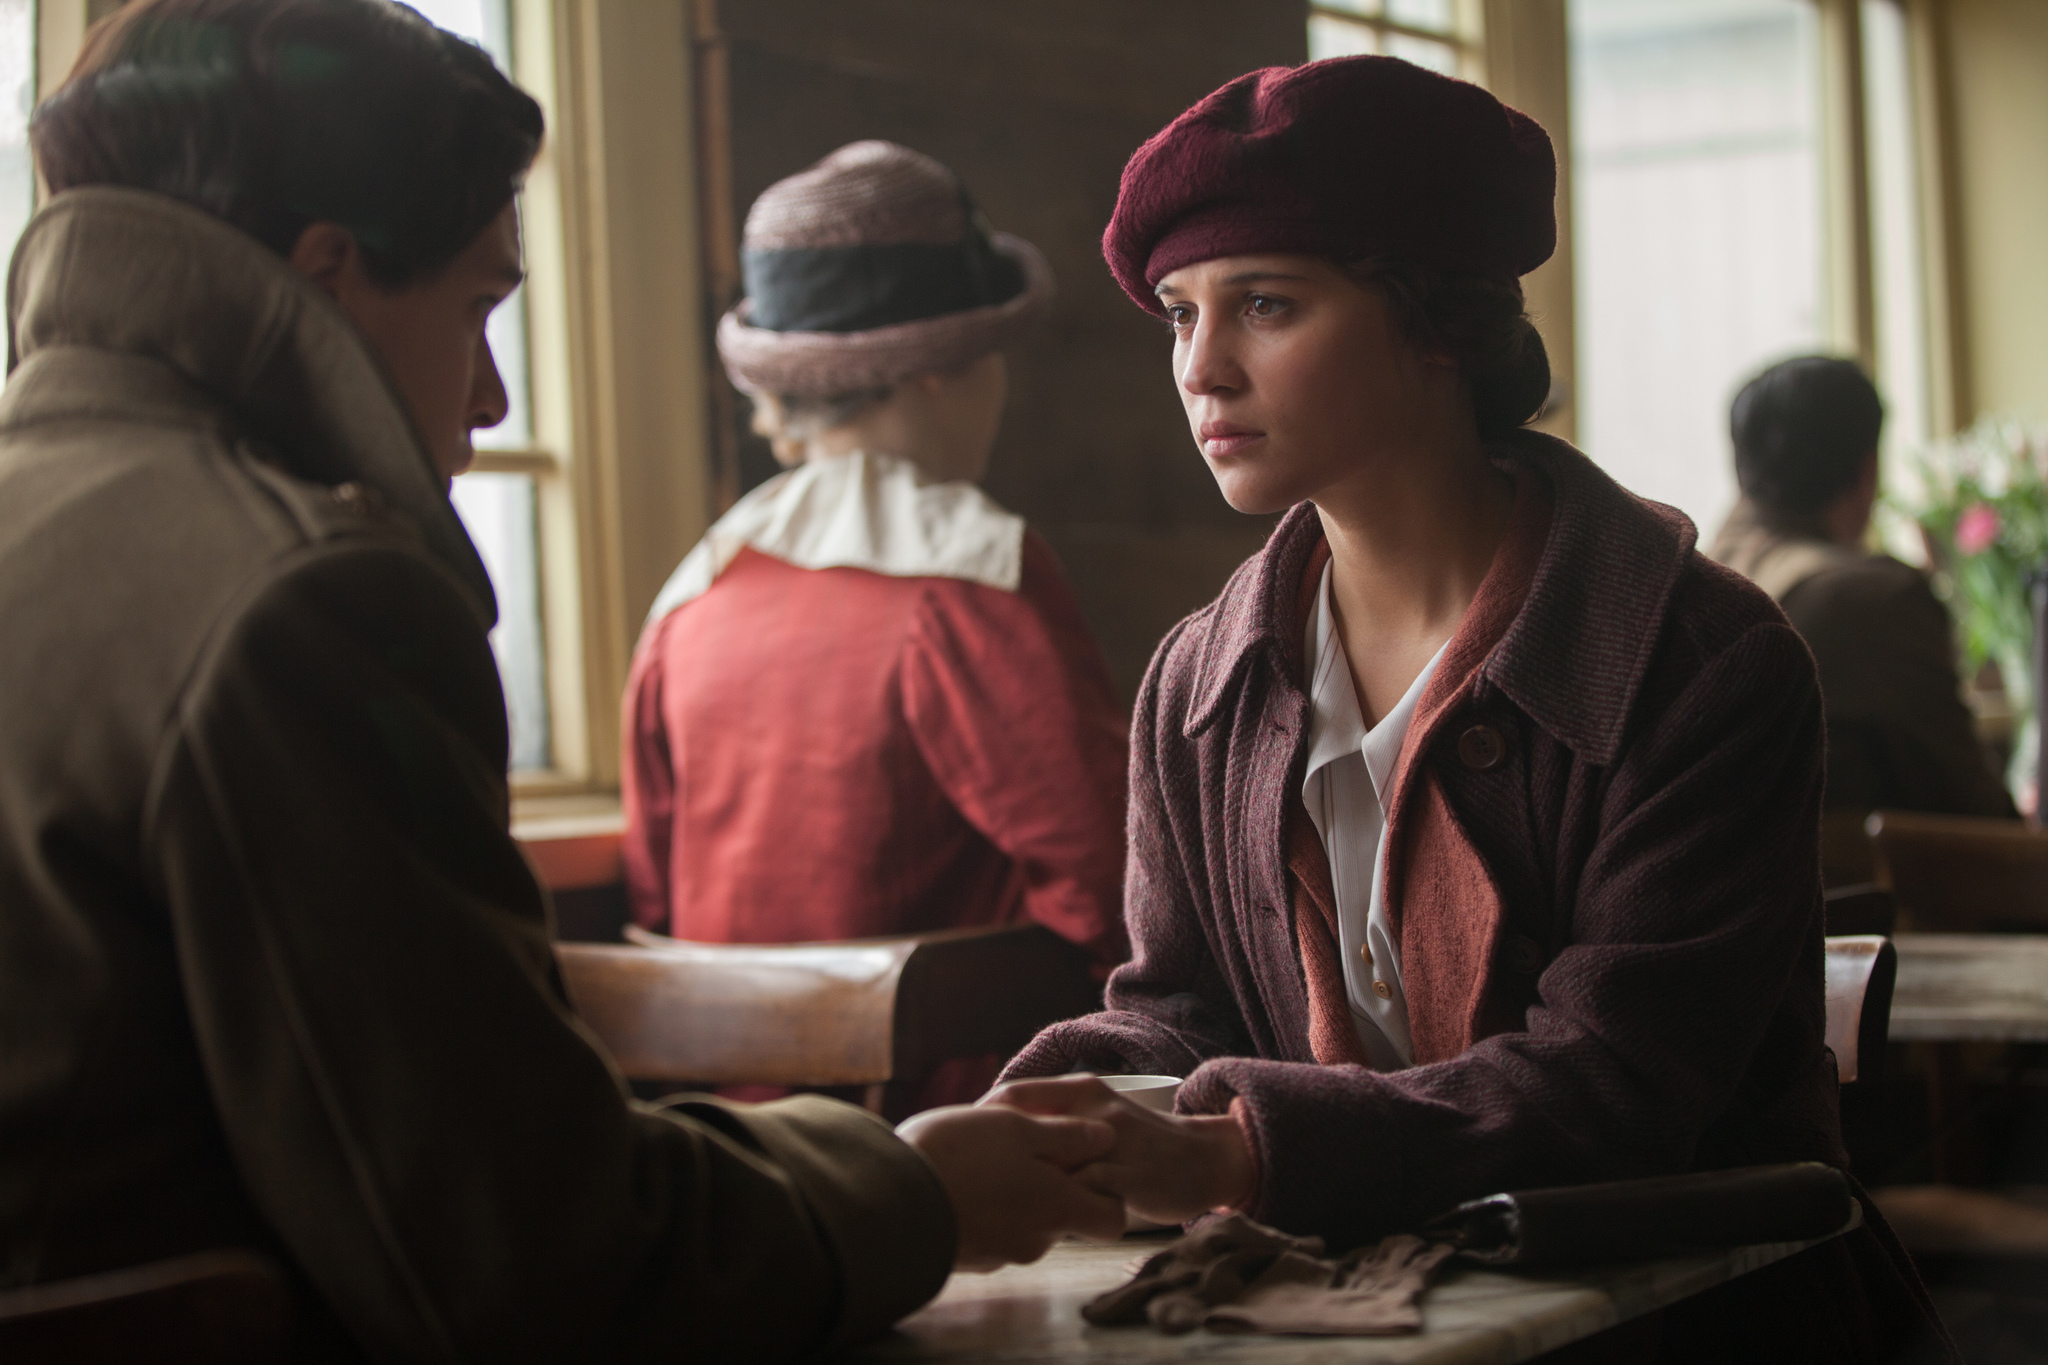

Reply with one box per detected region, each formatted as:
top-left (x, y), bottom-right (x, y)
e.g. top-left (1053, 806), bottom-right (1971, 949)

top-left (642, 449), bottom-right (1024, 638)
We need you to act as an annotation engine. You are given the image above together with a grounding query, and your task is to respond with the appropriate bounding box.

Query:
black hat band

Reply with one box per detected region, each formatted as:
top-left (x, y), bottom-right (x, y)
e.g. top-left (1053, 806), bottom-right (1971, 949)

top-left (742, 229), bottom-right (1025, 335)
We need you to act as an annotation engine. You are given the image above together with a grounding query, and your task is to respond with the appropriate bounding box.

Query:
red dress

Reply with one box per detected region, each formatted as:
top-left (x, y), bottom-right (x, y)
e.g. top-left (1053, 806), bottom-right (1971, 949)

top-left (622, 533), bottom-right (1128, 969)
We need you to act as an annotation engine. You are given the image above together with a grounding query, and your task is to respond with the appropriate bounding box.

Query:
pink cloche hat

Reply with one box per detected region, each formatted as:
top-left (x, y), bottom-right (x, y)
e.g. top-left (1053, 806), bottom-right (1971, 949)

top-left (715, 141), bottom-right (1055, 397)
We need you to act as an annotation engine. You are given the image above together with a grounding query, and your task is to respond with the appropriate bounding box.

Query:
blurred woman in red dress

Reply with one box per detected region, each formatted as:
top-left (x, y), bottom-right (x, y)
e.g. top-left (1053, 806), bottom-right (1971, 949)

top-left (622, 143), bottom-right (1129, 1103)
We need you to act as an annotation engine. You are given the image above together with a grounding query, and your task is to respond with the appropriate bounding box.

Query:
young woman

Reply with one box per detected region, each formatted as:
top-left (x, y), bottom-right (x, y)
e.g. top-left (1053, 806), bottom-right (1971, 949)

top-left (623, 142), bottom-right (1129, 1104)
top-left (993, 57), bottom-right (1951, 1361)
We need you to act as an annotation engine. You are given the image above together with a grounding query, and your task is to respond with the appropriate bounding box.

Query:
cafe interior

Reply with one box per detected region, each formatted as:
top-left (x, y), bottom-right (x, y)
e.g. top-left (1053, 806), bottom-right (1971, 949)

top-left (10, 0), bottom-right (2048, 1360)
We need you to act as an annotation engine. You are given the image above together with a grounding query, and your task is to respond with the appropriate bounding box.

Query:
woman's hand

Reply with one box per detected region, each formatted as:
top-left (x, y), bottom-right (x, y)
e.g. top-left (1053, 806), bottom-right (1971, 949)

top-left (895, 1103), bottom-right (1126, 1272)
top-left (981, 1076), bottom-right (1259, 1226)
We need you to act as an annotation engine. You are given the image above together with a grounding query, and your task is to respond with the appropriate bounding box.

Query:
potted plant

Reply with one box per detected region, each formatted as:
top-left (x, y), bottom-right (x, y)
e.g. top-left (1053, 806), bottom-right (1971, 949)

top-left (1887, 417), bottom-right (2048, 811)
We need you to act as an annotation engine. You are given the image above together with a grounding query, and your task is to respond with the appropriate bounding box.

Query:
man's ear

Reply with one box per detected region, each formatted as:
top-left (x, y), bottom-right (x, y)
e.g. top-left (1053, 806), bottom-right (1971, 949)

top-left (286, 222), bottom-right (360, 302)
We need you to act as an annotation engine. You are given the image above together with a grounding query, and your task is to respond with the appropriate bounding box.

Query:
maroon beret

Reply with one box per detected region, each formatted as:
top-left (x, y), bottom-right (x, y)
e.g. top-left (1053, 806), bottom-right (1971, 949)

top-left (1104, 56), bottom-right (1556, 314)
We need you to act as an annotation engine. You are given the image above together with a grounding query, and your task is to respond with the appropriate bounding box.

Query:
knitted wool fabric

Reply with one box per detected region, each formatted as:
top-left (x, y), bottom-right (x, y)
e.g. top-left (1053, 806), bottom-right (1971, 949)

top-left (1102, 56), bottom-right (1555, 314)
top-left (717, 140), bottom-right (1053, 396)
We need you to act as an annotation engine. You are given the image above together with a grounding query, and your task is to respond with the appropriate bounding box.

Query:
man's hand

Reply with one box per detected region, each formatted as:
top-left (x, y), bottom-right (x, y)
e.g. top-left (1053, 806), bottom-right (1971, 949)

top-left (981, 1075), bottom-right (1258, 1226)
top-left (896, 1103), bottom-right (1126, 1272)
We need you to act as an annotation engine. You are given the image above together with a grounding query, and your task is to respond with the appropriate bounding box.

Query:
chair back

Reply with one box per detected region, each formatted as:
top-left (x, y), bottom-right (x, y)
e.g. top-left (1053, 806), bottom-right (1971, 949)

top-left (1821, 810), bottom-right (1880, 888)
top-left (556, 922), bottom-right (1099, 1115)
top-left (1823, 884), bottom-right (1899, 938)
top-left (1824, 934), bottom-right (1897, 1085)
top-left (0, 1250), bottom-right (288, 1365)
top-left (1867, 810), bottom-right (2048, 931)
top-left (515, 815), bottom-right (630, 943)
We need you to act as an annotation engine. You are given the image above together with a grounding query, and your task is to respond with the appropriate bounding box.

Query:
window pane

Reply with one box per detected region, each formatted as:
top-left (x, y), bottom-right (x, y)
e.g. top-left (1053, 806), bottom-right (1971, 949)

top-left (1310, 14), bottom-right (1381, 60)
top-left (1316, 0), bottom-right (1385, 17)
top-left (451, 472), bottom-right (551, 773)
top-left (1863, 0), bottom-right (1928, 457)
top-left (404, 0), bottom-right (531, 451)
top-left (403, 0), bottom-right (511, 65)
top-left (417, 0), bottom-right (548, 776)
top-left (1387, 0), bottom-right (1456, 34)
top-left (476, 281), bottom-right (533, 450)
top-left (1570, 0), bottom-right (1826, 534)
top-left (0, 0), bottom-right (33, 262)
top-left (1387, 32), bottom-right (1461, 75)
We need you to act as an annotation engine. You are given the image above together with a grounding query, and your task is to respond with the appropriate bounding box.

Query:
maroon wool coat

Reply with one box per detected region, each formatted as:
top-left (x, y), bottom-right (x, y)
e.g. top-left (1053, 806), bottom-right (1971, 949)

top-left (1005, 432), bottom-right (1951, 1361)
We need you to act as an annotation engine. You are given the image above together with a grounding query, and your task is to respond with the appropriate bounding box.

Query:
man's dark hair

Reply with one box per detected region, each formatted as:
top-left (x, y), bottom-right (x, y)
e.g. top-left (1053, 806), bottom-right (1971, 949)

top-left (31, 0), bottom-right (543, 287)
top-left (1729, 355), bottom-right (1885, 517)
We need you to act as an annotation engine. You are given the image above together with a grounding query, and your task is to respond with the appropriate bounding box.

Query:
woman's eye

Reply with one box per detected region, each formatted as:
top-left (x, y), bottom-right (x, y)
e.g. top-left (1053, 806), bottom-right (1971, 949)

top-left (1165, 304), bottom-right (1194, 329)
top-left (1247, 294), bottom-right (1283, 318)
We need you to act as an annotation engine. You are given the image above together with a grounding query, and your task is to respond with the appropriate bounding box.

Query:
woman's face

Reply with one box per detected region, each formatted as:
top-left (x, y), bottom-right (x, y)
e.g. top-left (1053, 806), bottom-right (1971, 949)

top-left (1156, 254), bottom-right (1451, 515)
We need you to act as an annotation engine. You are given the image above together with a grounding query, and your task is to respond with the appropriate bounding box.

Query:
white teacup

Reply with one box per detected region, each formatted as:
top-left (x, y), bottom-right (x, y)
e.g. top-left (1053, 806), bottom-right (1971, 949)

top-left (1099, 1074), bottom-right (1181, 1113)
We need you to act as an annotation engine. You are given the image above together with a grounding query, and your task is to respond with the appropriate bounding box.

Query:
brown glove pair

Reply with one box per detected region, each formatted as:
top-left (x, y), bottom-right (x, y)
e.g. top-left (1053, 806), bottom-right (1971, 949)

top-left (1082, 1213), bottom-right (1455, 1336)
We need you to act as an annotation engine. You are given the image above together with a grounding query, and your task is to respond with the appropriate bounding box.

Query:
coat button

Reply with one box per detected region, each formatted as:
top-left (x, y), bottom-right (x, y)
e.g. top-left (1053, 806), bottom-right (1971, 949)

top-left (1504, 934), bottom-right (1546, 974)
top-left (1458, 723), bottom-right (1507, 771)
top-left (1372, 980), bottom-right (1394, 1000)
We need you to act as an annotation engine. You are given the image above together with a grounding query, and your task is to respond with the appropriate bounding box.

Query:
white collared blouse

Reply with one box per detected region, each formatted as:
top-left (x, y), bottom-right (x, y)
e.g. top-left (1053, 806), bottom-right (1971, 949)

top-left (1299, 559), bottom-right (1446, 1070)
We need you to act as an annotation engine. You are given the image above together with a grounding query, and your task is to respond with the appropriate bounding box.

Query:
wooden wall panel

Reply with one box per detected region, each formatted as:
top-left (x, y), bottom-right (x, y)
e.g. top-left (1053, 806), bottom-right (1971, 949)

top-left (713, 1), bottom-right (1307, 697)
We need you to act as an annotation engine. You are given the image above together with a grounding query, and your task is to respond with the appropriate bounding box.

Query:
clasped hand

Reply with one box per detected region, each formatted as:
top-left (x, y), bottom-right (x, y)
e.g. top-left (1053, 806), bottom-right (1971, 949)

top-left (895, 1075), bottom-right (1256, 1273)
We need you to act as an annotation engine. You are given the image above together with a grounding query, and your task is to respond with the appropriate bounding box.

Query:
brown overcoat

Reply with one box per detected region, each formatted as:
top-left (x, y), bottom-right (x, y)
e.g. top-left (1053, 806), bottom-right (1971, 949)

top-left (0, 190), bottom-right (953, 1362)
top-left (1710, 497), bottom-right (2014, 820)
top-left (1005, 432), bottom-right (1952, 1360)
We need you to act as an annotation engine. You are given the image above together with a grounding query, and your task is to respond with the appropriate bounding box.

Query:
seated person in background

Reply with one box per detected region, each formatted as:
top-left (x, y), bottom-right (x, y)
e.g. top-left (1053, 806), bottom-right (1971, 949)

top-left (623, 142), bottom-right (1130, 1103)
top-left (983, 57), bottom-right (1953, 1362)
top-left (1710, 356), bottom-right (2013, 819)
top-left (0, 4), bottom-right (1124, 1359)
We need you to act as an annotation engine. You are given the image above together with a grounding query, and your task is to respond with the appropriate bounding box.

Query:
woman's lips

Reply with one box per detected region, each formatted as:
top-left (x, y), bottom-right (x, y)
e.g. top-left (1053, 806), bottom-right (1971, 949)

top-left (1199, 423), bottom-right (1265, 457)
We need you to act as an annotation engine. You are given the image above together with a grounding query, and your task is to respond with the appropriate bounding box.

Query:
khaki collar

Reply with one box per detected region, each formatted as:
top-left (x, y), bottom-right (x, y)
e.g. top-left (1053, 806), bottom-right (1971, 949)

top-left (1708, 497), bottom-right (1860, 602)
top-left (1, 187), bottom-right (493, 626)
top-left (1181, 431), bottom-right (1698, 768)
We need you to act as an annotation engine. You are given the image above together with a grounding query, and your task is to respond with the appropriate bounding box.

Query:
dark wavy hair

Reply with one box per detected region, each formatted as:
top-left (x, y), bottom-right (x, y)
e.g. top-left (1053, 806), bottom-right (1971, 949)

top-left (1730, 355), bottom-right (1884, 517)
top-left (31, 0), bottom-right (543, 287)
top-left (1349, 259), bottom-right (1552, 438)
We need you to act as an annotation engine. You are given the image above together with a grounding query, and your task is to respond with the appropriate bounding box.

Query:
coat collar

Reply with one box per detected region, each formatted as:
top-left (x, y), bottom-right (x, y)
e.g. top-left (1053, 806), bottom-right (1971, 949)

top-left (0, 187), bottom-right (494, 625)
top-left (1181, 430), bottom-right (1697, 768)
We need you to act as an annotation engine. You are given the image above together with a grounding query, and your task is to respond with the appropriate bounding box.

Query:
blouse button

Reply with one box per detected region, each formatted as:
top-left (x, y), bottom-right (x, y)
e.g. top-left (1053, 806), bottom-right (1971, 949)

top-left (1504, 934), bottom-right (1546, 974)
top-left (1359, 942), bottom-right (1373, 966)
top-left (1372, 980), bottom-right (1394, 1000)
top-left (1458, 723), bottom-right (1507, 772)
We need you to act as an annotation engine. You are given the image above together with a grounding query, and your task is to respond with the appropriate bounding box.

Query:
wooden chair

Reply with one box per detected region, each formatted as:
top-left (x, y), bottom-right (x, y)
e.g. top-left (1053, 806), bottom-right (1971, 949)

top-left (0, 1249), bottom-right (289, 1364)
top-left (1822, 809), bottom-right (1881, 888)
top-left (556, 922), bottom-right (1100, 1119)
top-left (1824, 884), bottom-right (1899, 938)
top-left (1825, 934), bottom-right (1897, 1086)
top-left (514, 812), bottom-right (630, 943)
top-left (1866, 810), bottom-right (2048, 932)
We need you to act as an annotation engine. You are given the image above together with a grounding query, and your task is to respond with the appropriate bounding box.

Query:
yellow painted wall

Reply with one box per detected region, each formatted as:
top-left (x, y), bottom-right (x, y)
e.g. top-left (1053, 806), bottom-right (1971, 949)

top-left (1945, 0), bottom-right (2048, 425)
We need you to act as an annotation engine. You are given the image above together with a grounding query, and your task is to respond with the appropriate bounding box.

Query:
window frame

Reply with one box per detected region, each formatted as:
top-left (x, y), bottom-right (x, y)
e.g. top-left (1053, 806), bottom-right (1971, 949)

top-left (39, 1), bottom-right (717, 809)
top-left (473, 0), bottom-right (715, 804)
top-left (1309, 0), bottom-right (1487, 81)
top-left (1477, 0), bottom-right (1964, 454)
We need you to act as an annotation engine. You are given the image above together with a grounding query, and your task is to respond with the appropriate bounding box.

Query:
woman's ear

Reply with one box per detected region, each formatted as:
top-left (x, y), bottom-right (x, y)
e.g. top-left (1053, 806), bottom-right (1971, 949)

top-left (286, 222), bottom-right (362, 302)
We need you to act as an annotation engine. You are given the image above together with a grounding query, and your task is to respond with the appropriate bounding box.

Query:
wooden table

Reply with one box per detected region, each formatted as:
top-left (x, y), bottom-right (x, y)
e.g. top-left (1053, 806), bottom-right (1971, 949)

top-left (851, 1215), bottom-right (1857, 1363)
top-left (1890, 932), bottom-right (2048, 1042)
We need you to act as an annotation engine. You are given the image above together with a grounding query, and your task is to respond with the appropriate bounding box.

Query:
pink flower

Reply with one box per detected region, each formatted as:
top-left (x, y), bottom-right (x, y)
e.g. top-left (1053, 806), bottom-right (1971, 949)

top-left (1956, 502), bottom-right (2002, 556)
